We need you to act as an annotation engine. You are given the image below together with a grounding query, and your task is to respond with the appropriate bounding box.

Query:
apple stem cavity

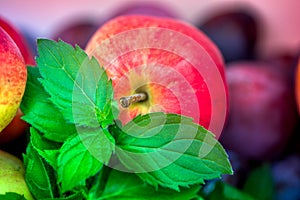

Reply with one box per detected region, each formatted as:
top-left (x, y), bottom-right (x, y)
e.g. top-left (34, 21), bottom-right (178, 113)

top-left (120, 93), bottom-right (147, 108)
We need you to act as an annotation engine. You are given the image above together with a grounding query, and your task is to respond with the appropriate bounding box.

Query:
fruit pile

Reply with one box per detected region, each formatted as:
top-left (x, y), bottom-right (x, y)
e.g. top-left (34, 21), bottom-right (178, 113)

top-left (0, 2), bottom-right (299, 200)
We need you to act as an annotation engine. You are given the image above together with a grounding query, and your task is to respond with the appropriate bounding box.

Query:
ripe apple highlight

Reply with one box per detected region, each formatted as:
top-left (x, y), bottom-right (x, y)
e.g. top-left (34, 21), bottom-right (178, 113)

top-left (0, 27), bottom-right (27, 133)
top-left (0, 150), bottom-right (33, 199)
top-left (85, 15), bottom-right (228, 138)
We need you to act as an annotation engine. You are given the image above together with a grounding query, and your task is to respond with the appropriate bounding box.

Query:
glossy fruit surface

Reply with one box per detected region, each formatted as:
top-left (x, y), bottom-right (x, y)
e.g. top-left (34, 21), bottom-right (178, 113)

top-left (0, 27), bottom-right (27, 133)
top-left (0, 150), bottom-right (33, 199)
top-left (0, 17), bottom-right (33, 143)
top-left (86, 15), bottom-right (228, 138)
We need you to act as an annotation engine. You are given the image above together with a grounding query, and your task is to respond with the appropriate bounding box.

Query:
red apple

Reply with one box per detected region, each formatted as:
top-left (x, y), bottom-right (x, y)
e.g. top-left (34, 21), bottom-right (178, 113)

top-left (0, 27), bottom-right (27, 140)
top-left (220, 61), bottom-right (298, 160)
top-left (0, 17), bottom-right (35, 65)
top-left (0, 17), bottom-right (33, 144)
top-left (85, 15), bottom-right (228, 138)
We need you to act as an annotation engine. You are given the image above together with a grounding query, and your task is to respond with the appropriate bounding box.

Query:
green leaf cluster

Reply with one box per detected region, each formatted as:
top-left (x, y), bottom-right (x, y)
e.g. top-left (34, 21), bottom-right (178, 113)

top-left (20, 39), bottom-right (232, 199)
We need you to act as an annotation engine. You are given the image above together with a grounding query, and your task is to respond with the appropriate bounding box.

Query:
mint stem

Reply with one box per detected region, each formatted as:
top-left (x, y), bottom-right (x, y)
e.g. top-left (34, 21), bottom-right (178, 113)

top-left (119, 93), bottom-right (147, 108)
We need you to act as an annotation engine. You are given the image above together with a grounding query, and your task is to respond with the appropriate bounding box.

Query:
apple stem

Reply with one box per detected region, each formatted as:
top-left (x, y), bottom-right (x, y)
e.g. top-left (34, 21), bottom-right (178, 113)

top-left (119, 93), bottom-right (147, 108)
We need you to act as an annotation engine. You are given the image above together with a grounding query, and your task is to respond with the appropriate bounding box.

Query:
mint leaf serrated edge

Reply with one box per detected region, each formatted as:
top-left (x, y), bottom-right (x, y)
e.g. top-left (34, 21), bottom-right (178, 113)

top-left (114, 112), bottom-right (233, 191)
top-left (20, 66), bottom-right (77, 142)
top-left (36, 39), bottom-right (114, 128)
top-left (29, 127), bottom-right (61, 169)
top-left (57, 134), bottom-right (104, 193)
top-left (24, 143), bottom-right (57, 199)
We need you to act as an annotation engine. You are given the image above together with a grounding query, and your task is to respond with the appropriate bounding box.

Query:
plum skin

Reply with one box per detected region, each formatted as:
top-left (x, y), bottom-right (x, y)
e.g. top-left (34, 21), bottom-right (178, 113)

top-left (221, 62), bottom-right (298, 160)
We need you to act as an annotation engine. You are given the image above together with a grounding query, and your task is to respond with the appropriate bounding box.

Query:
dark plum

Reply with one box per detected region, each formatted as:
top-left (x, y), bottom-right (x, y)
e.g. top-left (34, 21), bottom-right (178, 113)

top-left (220, 62), bottom-right (298, 160)
top-left (52, 19), bottom-right (99, 48)
top-left (109, 2), bottom-right (177, 18)
top-left (263, 51), bottom-right (300, 87)
top-left (197, 9), bottom-right (259, 63)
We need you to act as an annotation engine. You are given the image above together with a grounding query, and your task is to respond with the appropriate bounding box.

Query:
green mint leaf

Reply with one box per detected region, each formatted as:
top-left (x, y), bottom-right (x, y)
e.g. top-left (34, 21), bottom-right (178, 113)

top-left (40, 189), bottom-right (86, 200)
top-left (93, 169), bottom-right (201, 200)
top-left (24, 143), bottom-right (57, 199)
top-left (78, 126), bottom-right (115, 166)
top-left (30, 127), bottom-right (61, 169)
top-left (243, 164), bottom-right (274, 200)
top-left (88, 166), bottom-right (110, 199)
top-left (194, 196), bottom-right (205, 200)
top-left (0, 193), bottom-right (26, 200)
top-left (206, 181), bottom-right (255, 200)
top-left (114, 112), bottom-right (233, 191)
top-left (57, 134), bottom-right (105, 193)
top-left (20, 66), bottom-right (77, 142)
top-left (36, 39), bottom-right (114, 128)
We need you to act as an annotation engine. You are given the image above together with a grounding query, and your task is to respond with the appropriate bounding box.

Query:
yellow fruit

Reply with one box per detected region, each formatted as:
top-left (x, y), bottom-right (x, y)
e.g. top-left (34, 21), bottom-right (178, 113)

top-left (0, 150), bottom-right (33, 199)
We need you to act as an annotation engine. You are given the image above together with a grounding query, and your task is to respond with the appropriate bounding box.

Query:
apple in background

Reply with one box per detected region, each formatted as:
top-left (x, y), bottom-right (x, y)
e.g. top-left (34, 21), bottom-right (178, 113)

top-left (52, 19), bottom-right (99, 48)
top-left (0, 17), bottom-right (35, 65)
top-left (0, 27), bottom-right (27, 134)
top-left (85, 15), bottom-right (228, 138)
top-left (109, 2), bottom-right (177, 18)
top-left (0, 17), bottom-right (33, 144)
top-left (0, 150), bottom-right (33, 199)
top-left (220, 61), bottom-right (298, 160)
top-left (197, 9), bottom-right (258, 63)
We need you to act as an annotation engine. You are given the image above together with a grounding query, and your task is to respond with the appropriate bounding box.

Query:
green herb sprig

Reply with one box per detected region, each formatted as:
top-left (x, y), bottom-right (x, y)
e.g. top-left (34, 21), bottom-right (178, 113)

top-left (17, 39), bottom-right (232, 200)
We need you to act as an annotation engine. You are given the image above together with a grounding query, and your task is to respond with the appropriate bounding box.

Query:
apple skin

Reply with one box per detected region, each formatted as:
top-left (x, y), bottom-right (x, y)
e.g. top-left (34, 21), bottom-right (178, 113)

top-left (220, 62), bottom-right (298, 160)
top-left (0, 150), bottom-right (33, 199)
top-left (0, 17), bottom-right (35, 65)
top-left (0, 17), bottom-right (34, 144)
top-left (0, 27), bottom-right (27, 134)
top-left (86, 15), bottom-right (227, 138)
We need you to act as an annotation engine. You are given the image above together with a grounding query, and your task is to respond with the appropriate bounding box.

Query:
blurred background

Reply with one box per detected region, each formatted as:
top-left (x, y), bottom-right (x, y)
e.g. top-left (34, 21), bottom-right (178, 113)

top-left (0, 0), bottom-right (299, 57)
top-left (1, 0), bottom-right (300, 199)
